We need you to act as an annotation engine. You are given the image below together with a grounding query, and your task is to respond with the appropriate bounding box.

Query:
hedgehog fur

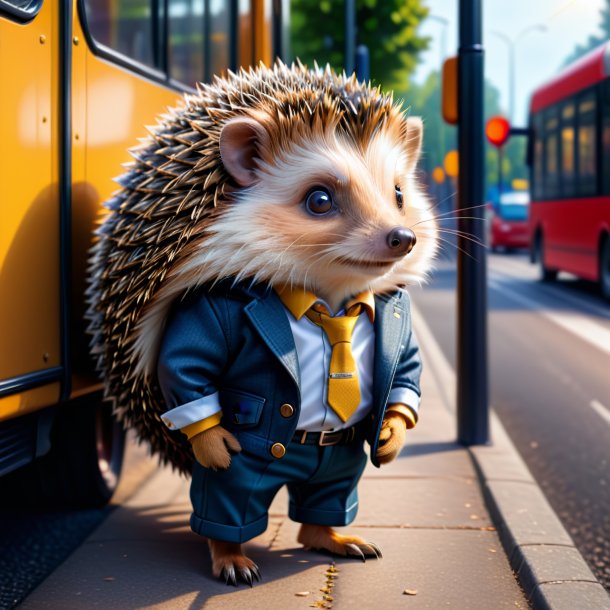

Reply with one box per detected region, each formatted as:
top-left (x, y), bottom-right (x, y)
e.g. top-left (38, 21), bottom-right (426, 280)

top-left (86, 60), bottom-right (436, 475)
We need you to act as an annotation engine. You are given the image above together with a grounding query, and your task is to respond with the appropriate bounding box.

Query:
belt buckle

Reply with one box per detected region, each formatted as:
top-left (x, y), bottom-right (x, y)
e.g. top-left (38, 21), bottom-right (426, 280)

top-left (319, 430), bottom-right (340, 446)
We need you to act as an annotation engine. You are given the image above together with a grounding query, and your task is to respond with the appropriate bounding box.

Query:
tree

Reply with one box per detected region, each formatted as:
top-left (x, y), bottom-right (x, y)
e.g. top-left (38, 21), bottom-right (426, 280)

top-left (402, 73), bottom-right (528, 201)
top-left (563, 0), bottom-right (610, 65)
top-left (290, 0), bottom-right (430, 89)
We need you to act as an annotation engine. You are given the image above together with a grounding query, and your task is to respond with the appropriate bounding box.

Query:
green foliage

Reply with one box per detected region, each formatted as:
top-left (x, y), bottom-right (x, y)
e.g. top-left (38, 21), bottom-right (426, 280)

top-left (401, 73), bottom-right (528, 197)
top-left (563, 0), bottom-right (610, 65)
top-left (290, 0), bottom-right (430, 89)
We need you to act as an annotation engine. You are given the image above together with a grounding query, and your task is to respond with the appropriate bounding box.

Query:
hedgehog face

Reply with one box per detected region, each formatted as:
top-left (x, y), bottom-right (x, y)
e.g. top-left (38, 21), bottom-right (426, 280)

top-left (208, 114), bottom-right (437, 308)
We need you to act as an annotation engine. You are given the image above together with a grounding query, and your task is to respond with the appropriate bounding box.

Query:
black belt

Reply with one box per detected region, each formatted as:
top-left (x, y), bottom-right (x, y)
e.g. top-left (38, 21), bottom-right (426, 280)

top-left (292, 421), bottom-right (366, 446)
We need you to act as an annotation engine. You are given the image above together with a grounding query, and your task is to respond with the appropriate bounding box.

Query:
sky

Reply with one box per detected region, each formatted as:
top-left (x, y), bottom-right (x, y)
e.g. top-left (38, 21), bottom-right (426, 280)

top-left (413, 0), bottom-right (607, 126)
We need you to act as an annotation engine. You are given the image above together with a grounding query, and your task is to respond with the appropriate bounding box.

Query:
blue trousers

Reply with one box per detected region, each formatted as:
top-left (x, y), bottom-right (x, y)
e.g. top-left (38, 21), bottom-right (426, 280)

top-left (190, 439), bottom-right (368, 543)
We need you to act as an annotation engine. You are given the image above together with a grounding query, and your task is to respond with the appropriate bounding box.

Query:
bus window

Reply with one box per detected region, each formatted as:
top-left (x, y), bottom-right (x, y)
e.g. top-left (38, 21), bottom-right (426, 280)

top-left (533, 113), bottom-right (544, 200)
top-left (209, 0), bottom-right (231, 78)
top-left (603, 80), bottom-right (610, 196)
top-left (168, 0), bottom-right (206, 87)
top-left (544, 107), bottom-right (559, 199)
top-left (561, 102), bottom-right (576, 197)
top-left (84, 0), bottom-right (156, 68)
top-left (577, 92), bottom-right (597, 197)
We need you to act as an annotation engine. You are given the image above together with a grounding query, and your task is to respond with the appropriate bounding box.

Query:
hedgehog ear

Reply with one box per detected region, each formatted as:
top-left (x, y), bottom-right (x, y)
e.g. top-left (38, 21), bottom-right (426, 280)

top-left (404, 117), bottom-right (423, 174)
top-left (219, 117), bottom-right (271, 186)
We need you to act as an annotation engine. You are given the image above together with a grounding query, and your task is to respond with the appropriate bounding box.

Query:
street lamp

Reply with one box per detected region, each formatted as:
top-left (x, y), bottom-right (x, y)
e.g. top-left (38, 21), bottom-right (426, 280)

top-left (491, 24), bottom-right (547, 123)
top-left (428, 14), bottom-right (450, 64)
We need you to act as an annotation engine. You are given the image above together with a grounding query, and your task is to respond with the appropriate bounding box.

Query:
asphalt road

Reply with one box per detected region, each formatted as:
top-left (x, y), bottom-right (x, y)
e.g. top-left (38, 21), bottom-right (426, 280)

top-left (409, 251), bottom-right (610, 591)
top-left (0, 433), bottom-right (155, 610)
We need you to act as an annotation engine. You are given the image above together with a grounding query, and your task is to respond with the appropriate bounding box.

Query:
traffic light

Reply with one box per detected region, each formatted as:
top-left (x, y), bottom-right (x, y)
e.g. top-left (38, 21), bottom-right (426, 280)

top-left (486, 116), bottom-right (511, 148)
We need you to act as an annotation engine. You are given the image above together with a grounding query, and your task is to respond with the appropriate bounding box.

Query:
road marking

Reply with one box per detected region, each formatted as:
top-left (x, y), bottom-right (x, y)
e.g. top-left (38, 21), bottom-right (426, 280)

top-left (590, 400), bottom-right (610, 426)
top-left (492, 269), bottom-right (610, 320)
top-left (489, 279), bottom-right (610, 356)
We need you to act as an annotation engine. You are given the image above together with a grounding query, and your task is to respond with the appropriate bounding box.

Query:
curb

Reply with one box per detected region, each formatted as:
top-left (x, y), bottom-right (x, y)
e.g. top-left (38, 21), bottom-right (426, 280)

top-left (411, 304), bottom-right (610, 610)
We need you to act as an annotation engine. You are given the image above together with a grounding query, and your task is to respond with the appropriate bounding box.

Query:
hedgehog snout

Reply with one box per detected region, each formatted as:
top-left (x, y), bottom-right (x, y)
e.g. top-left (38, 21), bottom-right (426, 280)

top-left (385, 226), bottom-right (417, 257)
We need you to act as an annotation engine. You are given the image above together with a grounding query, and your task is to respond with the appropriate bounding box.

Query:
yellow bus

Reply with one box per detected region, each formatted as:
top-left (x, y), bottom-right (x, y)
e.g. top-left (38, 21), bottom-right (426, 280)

top-left (0, 0), bottom-right (287, 506)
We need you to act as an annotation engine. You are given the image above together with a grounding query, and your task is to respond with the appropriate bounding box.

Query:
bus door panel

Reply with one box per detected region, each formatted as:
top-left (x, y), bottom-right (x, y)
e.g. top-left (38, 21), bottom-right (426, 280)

top-left (0, 1), bottom-right (61, 417)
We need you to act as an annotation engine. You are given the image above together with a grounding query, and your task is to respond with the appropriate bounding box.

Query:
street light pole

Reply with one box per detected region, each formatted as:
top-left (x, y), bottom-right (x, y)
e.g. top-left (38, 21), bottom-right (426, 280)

top-left (457, 0), bottom-right (488, 445)
top-left (491, 25), bottom-right (546, 123)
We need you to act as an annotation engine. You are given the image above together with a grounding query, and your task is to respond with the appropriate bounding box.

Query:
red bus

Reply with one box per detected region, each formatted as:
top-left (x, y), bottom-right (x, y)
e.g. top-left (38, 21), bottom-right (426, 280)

top-left (528, 41), bottom-right (610, 299)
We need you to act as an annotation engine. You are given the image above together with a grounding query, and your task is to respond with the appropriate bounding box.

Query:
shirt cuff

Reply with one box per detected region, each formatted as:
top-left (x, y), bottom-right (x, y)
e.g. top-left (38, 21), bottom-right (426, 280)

top-left (181, 412), bottom-right (223, 439)
top-left (388, 387), bottom-right (420, 415)
top-left (161, 392), bottom-right (221, 430)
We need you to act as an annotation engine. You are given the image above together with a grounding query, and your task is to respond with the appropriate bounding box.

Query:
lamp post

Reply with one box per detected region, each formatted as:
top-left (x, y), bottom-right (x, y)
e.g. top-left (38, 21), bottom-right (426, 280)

top-left (429, 14), bottom-right (450, 64)
top-left (491, 24), bottom-right (546, 123)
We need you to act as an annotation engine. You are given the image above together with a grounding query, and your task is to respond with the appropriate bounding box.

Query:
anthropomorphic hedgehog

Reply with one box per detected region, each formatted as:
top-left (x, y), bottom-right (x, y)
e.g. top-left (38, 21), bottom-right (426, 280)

top-left (87, 61), bottom-right (437, 586)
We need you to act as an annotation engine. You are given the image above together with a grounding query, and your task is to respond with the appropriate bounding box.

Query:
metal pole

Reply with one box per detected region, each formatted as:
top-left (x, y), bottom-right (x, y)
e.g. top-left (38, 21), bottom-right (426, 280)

top-left (457, 0), bottom-right (489, 445)
top-left (498, 146), bottom-right (503, 194)
top-left (355, 44), bottom-right (369, 82)
top-left (345, 0), bottom-right (356, 75)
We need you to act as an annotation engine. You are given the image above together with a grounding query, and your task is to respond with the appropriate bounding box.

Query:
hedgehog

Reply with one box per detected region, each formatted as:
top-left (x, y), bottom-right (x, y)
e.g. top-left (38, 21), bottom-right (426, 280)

top-left (87, 60), bottom-right (437, 584)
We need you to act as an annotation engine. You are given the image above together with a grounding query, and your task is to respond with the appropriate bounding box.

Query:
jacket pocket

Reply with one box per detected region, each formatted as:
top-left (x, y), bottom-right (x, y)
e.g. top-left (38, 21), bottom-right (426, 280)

top-left (220, 388), bottom-right (266, 427)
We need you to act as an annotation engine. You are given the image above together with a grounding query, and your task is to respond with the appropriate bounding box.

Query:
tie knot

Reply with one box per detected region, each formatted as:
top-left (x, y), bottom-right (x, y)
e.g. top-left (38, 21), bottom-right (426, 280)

top-left (306, 309), bottom-right (360, 345)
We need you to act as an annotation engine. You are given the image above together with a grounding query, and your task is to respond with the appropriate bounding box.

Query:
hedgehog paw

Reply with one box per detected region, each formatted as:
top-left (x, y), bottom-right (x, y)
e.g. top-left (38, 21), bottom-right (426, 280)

top-left (297, 524), bottom-right (382, 561)
top-left (208, 540), bottom-right (260, 586)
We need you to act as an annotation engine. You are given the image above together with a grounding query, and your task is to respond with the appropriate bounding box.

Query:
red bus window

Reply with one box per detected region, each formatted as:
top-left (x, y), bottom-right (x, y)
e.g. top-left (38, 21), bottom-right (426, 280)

top-left (168, 0), bottom-right (206, 87)
top-left (533, 114), bottom-right (544, 200)
top-left (602, 81), bottom-right (610, 195)
top-left (561, 102), bottom-right (576, 197)
top-left (577, 93), bottom-right (597, 197)
top-left (544, 108), bottom-right (559, 199)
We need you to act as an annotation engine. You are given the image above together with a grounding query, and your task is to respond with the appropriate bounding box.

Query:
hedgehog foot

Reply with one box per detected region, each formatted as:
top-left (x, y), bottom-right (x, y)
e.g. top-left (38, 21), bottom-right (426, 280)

top-left (208, 539), bottom-right (260, 586)
top-left (297, 524), bottom-right (382, 561)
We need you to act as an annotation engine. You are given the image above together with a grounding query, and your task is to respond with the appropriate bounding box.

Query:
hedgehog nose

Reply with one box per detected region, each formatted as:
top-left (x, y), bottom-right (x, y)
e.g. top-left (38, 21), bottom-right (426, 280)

top-left (386, 227), bottom-right (417, 256)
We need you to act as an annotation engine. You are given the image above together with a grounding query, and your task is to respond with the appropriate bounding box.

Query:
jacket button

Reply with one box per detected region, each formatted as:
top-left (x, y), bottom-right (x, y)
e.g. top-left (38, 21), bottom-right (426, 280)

top-left (279, 403), bottom-right (294, 418)
top-left (270, 443), bottom-right (286, 459)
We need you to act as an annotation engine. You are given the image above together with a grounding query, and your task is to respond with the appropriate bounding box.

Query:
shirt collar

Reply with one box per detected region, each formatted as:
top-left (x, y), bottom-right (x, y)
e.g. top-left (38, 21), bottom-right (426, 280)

top-left (275, 286), bottom-right (375, 322)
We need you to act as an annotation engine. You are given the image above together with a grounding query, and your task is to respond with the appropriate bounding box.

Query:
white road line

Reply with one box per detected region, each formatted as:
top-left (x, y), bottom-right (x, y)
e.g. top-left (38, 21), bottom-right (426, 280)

top-left (491, 268), bottom-right (610, 320)
top-left (590, 400), bottom-right (610, 426)
top-left (489, 279), bottom-right (610, 356)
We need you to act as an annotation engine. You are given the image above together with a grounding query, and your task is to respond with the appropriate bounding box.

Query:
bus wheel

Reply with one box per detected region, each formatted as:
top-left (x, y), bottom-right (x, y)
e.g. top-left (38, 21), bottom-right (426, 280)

top-left (600, 236), bottom-right (610, 301)
top-left (536, 233), bottom-right (557, 282)
top-left (1, 393), bottom-right (125, 508)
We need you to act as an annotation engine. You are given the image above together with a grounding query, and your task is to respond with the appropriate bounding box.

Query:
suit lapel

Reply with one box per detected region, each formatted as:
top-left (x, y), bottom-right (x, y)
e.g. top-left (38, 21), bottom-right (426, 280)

top-left (373, 293), bottom-right (407, 410)
top-left (244, 290), bottom-right (301, 389)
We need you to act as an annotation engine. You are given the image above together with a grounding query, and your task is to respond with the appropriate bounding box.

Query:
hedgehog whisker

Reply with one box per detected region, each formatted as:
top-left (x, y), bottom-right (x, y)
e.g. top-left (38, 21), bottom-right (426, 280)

top-left (427, 228), bottom-right (487, 248)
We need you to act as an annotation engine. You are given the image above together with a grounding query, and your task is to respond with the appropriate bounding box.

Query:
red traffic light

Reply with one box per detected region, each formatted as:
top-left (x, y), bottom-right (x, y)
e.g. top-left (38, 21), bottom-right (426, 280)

top-left (486, 116), bottom-right (511, 148)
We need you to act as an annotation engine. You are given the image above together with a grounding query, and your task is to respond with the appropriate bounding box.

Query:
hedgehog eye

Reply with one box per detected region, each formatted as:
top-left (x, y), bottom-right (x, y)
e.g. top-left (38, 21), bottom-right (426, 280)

top-left (305, 188), bottom-right (334, 216)
top-left (395, 185), bottom-right (404, 210)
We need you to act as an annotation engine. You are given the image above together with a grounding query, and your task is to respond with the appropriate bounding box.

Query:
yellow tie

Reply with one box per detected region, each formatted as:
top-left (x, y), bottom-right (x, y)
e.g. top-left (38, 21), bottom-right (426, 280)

top-left (306, 303), bottom-right (362, 422)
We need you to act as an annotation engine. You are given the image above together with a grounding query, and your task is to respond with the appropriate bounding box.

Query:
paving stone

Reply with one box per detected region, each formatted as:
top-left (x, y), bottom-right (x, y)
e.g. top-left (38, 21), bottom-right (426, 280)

top-left (332, 528), bottom-right (527, 610)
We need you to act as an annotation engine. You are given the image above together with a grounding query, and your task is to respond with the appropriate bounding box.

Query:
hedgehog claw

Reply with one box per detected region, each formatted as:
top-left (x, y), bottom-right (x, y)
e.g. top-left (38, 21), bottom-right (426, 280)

top-left (240, 568), bottom-right (253, 587)
top-left (222, 565), bottom-right (237, 586)
top-left (345, 543), bottom-right (366, 562)
top-left (369, 543), bottom-right (383, 558)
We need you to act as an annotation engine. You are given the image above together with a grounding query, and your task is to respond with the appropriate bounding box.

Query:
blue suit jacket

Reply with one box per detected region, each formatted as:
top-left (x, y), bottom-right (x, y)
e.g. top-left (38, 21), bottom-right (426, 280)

top-left (157, 282), bottom-right (422, 467)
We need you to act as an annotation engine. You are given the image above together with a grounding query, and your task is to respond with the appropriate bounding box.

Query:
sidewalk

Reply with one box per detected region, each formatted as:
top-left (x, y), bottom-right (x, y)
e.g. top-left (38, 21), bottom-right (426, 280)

top-left (20, 308), bottom-right (609, 610)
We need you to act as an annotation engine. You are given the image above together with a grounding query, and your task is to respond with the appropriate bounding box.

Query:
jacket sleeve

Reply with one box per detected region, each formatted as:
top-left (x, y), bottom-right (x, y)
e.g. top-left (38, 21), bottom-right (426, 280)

top-left (387, 295), bottom-right (422, 419)
top-left (156, 291), bottom-right (230, 431)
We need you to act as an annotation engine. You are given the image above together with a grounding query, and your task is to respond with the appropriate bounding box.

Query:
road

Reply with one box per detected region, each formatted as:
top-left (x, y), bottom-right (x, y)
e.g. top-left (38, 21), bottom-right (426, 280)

top-left (409, 251), bottom-right (610, 591)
